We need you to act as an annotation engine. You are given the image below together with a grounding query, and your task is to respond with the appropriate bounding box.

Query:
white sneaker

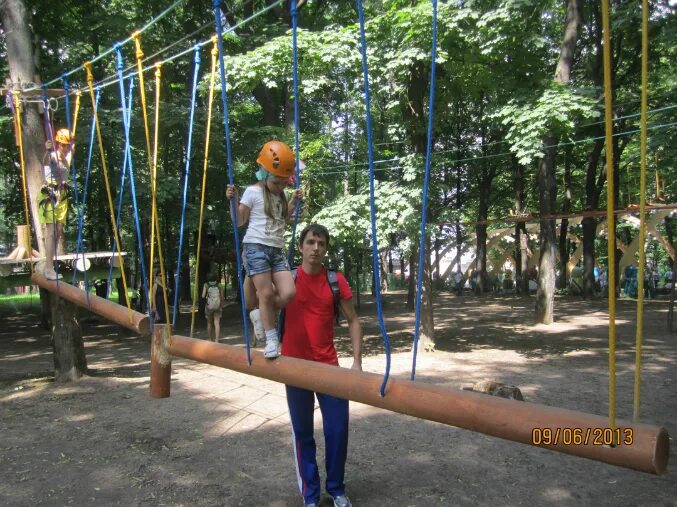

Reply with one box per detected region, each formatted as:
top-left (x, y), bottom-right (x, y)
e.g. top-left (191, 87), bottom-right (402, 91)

top-left (250, 309), bottom-right (265, 346)
top-left (333, 495), bottom-right (352, 507)
top-left (44, 271), bottom-right (63, 281)
top-left (263, 336), bottom-right (279, 359)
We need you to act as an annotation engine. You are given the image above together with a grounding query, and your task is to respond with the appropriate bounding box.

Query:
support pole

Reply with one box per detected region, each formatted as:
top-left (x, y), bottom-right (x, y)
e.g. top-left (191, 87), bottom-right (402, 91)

top-left (167, 335), bottom-right (669, 475)
top-left (150, 323), bottom-right (171, 398)
top-left (31, 273), bottom-right (149, 335)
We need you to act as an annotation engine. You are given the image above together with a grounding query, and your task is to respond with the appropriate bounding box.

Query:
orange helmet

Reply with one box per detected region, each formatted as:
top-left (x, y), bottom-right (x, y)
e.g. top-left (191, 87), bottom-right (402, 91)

top-left (256, 141), bottom-right (296, 178)
top-left (54, 128), bottom-right (72, 145)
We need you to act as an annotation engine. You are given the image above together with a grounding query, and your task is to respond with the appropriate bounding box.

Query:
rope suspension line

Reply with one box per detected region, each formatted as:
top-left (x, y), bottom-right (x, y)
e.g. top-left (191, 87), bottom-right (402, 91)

top-left (61, 76), bottom-right (86, 289)
top-left (601, 0), bottom-right (617, 430)
top-left (212, 0), bottom-right (252, 364)
top-left (286, 0), bottom-right (302, 263)
top-left (131, 33), bottom-right (170, 326)
top-left (106, 71), bottom-right (134, 294)
top-left (173, 45), bottom-right (202, 326)
top-left (11, 91), bottom-right (34, 273)
top-left (191, 37), bottom-right (219, 338)
top-left (357, 0), bottom-right (392, 397)
top-left (71, 90), bottom-right (81, 137)
top-left (23, 0), bottom-right (184, 93)
top-left (83, 61), bottom-right (134, 322)
top-left (633, 0), bottom-right (650, 422)
top-left (150, 62), bottom-right (172, 330)
top-left (114, 45), bottom-right (152, 327)
top-left (411, 0), bottom-right (438, 381)
top-left (72, 87), bottom-right (101, 297)
top-left (41, 85), bottom-right (61, 282)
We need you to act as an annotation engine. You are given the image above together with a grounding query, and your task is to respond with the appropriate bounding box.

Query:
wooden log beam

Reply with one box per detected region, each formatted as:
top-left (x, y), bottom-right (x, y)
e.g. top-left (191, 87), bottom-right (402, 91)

top-left (1, 267), bottom-right (121, 291)
top-left (166, 335), bottom-right (669, 475)
top-left (31, 273), bottom-right (149, 335)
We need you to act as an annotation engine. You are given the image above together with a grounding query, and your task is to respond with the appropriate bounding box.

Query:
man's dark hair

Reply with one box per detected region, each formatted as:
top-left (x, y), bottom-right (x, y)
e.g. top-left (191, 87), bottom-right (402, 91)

top-left (299, 223), bottom-right (330, 247)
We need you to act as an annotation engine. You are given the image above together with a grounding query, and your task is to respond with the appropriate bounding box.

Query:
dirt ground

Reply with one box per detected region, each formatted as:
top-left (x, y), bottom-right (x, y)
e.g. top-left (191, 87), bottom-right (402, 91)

top-left (1, 291), bottom-right (675, 506)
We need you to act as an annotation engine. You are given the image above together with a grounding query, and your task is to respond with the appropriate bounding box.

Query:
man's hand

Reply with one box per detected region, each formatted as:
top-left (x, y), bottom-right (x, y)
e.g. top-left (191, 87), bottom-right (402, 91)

top-left (225, 184), bottom-right (238, 200)
top-left (45, 140), bottom-right (53, 151)
top-left (290, 188), bottom-right (303, 201)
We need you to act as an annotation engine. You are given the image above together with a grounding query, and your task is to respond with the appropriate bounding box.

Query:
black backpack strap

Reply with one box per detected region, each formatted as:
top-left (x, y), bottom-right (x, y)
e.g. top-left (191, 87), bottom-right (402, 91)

top-left (326, 270), bottom-right (340, 320)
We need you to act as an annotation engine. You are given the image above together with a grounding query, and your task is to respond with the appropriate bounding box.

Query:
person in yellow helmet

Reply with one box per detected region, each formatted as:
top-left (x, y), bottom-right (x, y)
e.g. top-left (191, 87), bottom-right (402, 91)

top-left (225, 140), bottom-right (303, 358)
top-left (38, 128), bottom-right (73, 280)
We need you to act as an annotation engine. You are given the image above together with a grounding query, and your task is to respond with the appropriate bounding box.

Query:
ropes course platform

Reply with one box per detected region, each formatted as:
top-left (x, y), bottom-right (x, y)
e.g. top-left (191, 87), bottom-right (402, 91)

top-left (0, 251), bottom-right (126, 266)
top-left (30, 273), bottom-right (670, 475)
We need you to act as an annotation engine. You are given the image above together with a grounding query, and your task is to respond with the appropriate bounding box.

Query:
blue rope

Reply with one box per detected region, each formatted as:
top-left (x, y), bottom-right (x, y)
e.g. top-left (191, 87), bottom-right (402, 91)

top-left (114, 45), bottom-right (152, 327)
top-left (286, 0), bottom-right (302, 264)
top-left (73, 87), bottom-right (101, 298)
top-left (173, 45), bottom-right (201, 326)
top-left (61, 77), bottom-right (87, 294)
top-left (357, 0), bottom-right (391, 397)
top-left (41, 85), bottom-right (60, 286)
top-left (213, 0), bottom-right (251, 364)
top-left (411, 0), bottom-right (438, 381)
top-left (106, 72), bottom-right (134, 295)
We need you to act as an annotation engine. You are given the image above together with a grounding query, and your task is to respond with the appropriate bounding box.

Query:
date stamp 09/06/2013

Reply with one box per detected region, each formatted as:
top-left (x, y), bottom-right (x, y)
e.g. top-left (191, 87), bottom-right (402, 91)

top-left (531, 427), bottom-right (634, 447)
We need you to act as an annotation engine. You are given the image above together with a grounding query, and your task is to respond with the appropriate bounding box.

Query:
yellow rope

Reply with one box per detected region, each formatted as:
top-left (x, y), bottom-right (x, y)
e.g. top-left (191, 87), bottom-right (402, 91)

top-left (12, 91), bottom-right (34, 273)
top-left (191, 37), bottom-right (218, 338)
top-left (151, 62), bottom-right (172, 332)
top-left (601, 0), bottom-right (617, 429)
top-left (71, 90), bottom-right (82, 138)
top-left (83, 61), bottom-right (133, 321)
top-left (132, 32), bottom-right (154, 306)
top-left (633, 0), bottom-right (650, 422)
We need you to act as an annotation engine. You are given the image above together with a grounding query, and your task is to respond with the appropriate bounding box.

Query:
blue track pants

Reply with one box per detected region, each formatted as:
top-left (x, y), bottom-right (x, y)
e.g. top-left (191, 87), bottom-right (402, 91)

top-left (286, 385), bottom-right (349, 505)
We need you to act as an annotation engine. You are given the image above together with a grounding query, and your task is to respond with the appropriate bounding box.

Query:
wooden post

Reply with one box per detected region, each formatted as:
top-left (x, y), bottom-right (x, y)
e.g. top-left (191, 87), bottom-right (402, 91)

top-left (150, 324), bottom-right (171, 398)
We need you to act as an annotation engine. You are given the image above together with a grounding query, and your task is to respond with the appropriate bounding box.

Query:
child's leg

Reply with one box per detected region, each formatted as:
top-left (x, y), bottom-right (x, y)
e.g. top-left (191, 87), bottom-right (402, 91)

top-left (250, 272), bottom-right (276, 331)
top-left (214, 313), bottom-right (221, 341)
top-left (271, 270), bottom-right (296, 310)
top-left (243, 275), bottom-right (258, 309)
top-left (206, 313), bottom-right (214, 340)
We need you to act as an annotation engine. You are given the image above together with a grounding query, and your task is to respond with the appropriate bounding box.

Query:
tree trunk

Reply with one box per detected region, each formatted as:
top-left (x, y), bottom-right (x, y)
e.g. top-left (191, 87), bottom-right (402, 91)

top-left (1, 0), bottom-right (86, 378)
top-left (535, 0), bottom-right (582, 324)
top-left (417, 234), bottom-right (435, 352)
top-left (406, 251), bottom-right (416, 311)
top-left (583, 137), bottom-right (605, 297)
top-left (535, 141), bottom-right (558, 324)
top-left (1, 0), bottom-right (46, 249)
top-left (512, 157), bottom-right (529, 296)
top-left (558, 146), bottom-right (572, 289)
top-left (49, 292), bottom-right (87, 381)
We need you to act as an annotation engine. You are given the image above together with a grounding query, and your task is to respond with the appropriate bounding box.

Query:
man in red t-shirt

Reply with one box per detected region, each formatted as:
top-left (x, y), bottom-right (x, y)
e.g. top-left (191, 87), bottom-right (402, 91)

top-left (281, 224), bottom-right (363, 507)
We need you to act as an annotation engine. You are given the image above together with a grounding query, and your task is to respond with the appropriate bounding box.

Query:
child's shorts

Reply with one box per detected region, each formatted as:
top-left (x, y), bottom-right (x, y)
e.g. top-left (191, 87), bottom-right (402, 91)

top-left (242, 243), bottom-right (289, 276)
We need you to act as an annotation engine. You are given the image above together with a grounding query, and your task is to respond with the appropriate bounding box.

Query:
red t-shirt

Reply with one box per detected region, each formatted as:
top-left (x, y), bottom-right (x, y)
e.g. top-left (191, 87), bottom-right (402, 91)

top-left (281, 266), bottom-right (353, 365)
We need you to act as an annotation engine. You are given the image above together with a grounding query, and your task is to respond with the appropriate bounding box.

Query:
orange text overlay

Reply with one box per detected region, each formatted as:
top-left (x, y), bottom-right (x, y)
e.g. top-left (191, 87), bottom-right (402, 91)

top-left (531, 427), bottom-right (634, 447)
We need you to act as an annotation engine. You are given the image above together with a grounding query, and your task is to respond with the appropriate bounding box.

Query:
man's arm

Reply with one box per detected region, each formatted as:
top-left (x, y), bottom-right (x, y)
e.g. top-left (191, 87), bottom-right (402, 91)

top-left (339, 297), bottom-right (362, 371)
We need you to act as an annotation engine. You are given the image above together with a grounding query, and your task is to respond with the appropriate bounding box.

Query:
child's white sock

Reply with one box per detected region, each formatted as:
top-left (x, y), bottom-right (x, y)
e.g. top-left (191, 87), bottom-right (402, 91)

top-left (263, 329), bottom-right (279, 359)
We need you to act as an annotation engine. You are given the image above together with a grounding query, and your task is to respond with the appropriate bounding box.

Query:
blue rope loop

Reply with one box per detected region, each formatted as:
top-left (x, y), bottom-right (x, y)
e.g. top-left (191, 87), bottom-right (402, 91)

top-left (213, 0), bottom-right (252, 365)
top-left (114, 46), bottom-right (151, 327)
top-left (41, 84), bottom-right (61, 285)
top-left (411, 0), bottom-right (439, 381)
top-left (172, 44), bottom-right (202, 325)
top-left (106, 74), bottom-right (132, 296)
top-left (286, 0), bottom-right (302, 264)
top-left (357, 0), bottom-right (391, 397)
top-left (74, 87), bottom-right (101, 298)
